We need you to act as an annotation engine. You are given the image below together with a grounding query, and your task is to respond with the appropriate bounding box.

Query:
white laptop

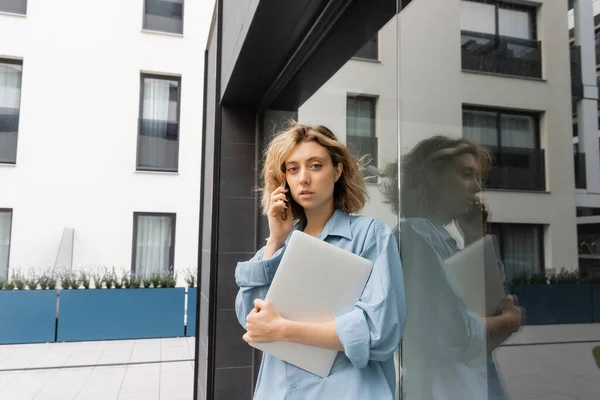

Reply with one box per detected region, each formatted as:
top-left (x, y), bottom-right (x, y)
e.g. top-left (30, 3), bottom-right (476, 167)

top-left (445, 234), bottom-right (511, 350)
top-left (249, 230), bottom-right (373, 377)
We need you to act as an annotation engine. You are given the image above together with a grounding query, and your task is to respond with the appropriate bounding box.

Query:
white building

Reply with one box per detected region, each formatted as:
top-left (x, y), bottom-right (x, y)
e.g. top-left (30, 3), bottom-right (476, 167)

top-left (0, 0), bottom-right (212, 283)
top-left (300, 0), bottom-right (584, 280)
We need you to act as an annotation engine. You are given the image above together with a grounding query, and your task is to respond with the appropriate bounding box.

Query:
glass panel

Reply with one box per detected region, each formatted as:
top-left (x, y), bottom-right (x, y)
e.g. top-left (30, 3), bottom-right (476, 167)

top-left (463, 109), bottom-right (499, 146)
top-left (500, 113), bottom-right (535, 148)
top-left (354, 34), bottom-right (379, 60)
top-left (460, 0), bottom-right (496, 35)
top-left (134, 215), bottom-right (173, 278)
top-left (0, 210), bottom-right (11, 281)
top-left (499, 8), bottom-right (534, 40)
top-left (143, 0), bottom-right (184, 34)
top-left (0, 0), bottom-right (26, 15)
top-left (137, 76), bottom-right (180, 171)
top-left (0, 61), bottom-right (21, 164)
top-left (491, 224), bottom-right (542, 281)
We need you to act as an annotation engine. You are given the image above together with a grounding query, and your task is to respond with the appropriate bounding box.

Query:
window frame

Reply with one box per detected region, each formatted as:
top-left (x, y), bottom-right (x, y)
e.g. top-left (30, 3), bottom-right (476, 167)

top-left (0, 208), bottom-right (13, 281)
top-left (462, 105), bottom-right (541, 151)
top-left (142, 0), bottom-right (185, 35)
top-left (352, 33), bottom-right (379, 61)
top-left (346, 94), bottom-right (378, 171)
top-left (0, 58), bottom-right (23, 165)
top-left (131, 212), bottom-right (176, 276)
top-left (461, 0), bottom-right (538, 40)
top-left (490, 223), bottom-right (545, 279)
top-left (136, 73), bottom-right (182, 173)
top-left (0, 0), bottom-right (27, 16)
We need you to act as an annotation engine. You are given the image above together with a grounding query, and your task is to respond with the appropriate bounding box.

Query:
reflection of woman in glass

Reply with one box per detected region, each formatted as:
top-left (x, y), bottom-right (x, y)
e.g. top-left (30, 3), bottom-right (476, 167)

top-left (399, 136), bottom-right (522, 400)
top-left (234, 123), bottom-right (407, 399)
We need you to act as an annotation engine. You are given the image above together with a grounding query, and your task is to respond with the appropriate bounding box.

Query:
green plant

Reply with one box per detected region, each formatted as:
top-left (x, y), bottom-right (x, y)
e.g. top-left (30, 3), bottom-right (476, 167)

top-left (60, 271), bottom-right (72, 290)
top-left (160, 273), bottom-right (177, 288)
top-left (48, 275), bottom-right (57, 290)
top-left (142, 276), bottom-right (152, 288)
top-left (13, 271), bottom-right (26, 290)
top-left (4, 279), bottom-right (15, 290)
top-left (38, 274), bottom-right (49, 290)
top-left (122, 272), bottom-right (131, 289)
top-left (0, 277), bottom-right (4, 290)
top-left (103, 268), bottom-right (115, 289)
top-left (79, 271), bottom-right (91, 289)
top-left (24, 270), bottom-right (39, 290)
top-left (151, 274), bottom-right (161, 288)
top-left (92, 272), bottom-right (103, 289)
top-left (129, 274), bottom-right (141, 289)
top-left (184, 268), bottom-right (197, 288)
top-left (555, 267), bottom-right (579, 284)
top-left (114, 275), bottom-right (123, 289)
top-left (529, 271), bottom-right (547, 284)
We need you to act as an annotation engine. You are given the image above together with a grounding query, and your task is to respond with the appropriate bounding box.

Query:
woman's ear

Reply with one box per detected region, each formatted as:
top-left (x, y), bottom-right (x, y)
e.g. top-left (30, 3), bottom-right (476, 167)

top-left (335, 163), bottom-right (343, 182)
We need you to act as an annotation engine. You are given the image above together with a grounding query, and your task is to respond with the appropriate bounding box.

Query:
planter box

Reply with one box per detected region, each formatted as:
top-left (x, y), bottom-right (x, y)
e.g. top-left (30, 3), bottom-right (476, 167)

top-left (57, 288), bottom-right (185, 342)
top-left (593, 285), bottom-right (600, 323)
top-left (510, 284), bottom-right (592, 325)
top-left (186, 288), bottom-right (197, 336)
top-left (0, 290), bottom-right (57, 345)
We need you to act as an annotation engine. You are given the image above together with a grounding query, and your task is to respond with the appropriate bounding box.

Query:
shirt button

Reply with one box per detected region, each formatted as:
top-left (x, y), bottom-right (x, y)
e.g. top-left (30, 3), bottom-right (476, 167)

top-left (291, 383), bottom-right (298, 389)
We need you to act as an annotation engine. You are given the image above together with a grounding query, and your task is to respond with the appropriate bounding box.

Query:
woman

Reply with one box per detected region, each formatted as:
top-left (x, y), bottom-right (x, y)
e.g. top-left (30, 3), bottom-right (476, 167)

top-left (399, 135), bottom-right (523, 400)
top-left (234, 123), bottom-right (406, 399)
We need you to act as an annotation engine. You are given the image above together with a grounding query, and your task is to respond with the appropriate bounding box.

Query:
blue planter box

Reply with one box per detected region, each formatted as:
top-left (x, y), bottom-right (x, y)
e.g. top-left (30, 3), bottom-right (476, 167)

top-left (57, 288), bottom-right (185, 342)
top-left (0, 290), bottom-right (57, 345)
top-left (593, 285), bottom-right (600, 323)
top-left (186, 288), bottom-right (197, 336)
top-left (510, 284), bottom-right (593, 325)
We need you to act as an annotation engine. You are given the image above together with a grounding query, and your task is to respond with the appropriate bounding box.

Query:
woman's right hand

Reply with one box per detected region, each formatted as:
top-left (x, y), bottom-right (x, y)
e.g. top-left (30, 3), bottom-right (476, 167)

top-left (497, 295), bottom-right (523, 334)
top-left (265, 187), bottom-right (294, 255)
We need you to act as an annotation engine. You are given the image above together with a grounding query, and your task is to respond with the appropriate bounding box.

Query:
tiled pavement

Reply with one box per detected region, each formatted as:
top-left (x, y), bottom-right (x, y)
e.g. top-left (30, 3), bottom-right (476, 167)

top-left (1, 325), bottom-right (599, 399)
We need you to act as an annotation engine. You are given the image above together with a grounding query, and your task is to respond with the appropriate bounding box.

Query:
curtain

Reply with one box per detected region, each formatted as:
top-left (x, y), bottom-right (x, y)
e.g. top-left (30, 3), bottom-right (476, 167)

top-left (496, 224), bottom-right (541, 281)
top-left (347, 96), bottom-right (375, 137)
top-left (500, 114), bottom-right (535, 149)
top-left (499, 8), bottom-right (533, 40)
top-left (135, 215), bottom-right (173, 278)
top-left (463, 110), bottom-right (498, 147)
top-left (0, 62), bottom-right (22, 163)
top-left (138, 77), bottom-right (179, 171)
top-left (0, 211), bottom-right (12, 281)
top-left (460, 0), bottom-right (495, 34)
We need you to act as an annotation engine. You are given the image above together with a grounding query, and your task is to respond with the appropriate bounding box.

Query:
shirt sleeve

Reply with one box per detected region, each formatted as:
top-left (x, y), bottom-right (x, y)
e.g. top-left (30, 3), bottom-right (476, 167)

top-left (334, 222), bottom-right (407, 369)
top-left (234, 245), bottom-right (286, 329)
top-left (400, 221), bottom-right (486, 363)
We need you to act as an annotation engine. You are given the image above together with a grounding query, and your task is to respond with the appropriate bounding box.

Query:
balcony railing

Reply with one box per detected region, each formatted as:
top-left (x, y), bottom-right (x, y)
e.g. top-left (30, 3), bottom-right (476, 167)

top-left (486, 147), bottom-right (545, 191)
top-left (571, 45), bottom-right (584, 99)
top-left (461, 31), bottom-right (542, 79)
top-left (574, 152), bottom-right (587, 189)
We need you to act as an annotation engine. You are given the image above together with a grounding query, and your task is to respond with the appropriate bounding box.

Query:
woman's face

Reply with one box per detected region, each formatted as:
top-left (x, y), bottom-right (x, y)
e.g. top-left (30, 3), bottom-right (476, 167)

top-left (432, 152), bottom-right (483, 216)
top-left (284, 140), bottom-right (342, 214)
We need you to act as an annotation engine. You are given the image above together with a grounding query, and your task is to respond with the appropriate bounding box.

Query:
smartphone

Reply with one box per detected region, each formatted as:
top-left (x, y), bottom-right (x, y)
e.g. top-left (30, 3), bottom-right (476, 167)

top-left (281, 182), bottom-right (290, 220)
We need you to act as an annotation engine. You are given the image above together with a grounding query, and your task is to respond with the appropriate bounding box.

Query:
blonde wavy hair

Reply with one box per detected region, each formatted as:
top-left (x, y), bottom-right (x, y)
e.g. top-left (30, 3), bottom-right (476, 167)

top-left (401, 135), bottom-right (492, 218)
top-left (260, 122), bottom-right (367, 221)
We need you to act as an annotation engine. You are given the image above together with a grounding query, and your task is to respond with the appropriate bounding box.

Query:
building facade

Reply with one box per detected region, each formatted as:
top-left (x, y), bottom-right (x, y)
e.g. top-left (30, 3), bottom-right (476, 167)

top-left (0, 0), bottom-right (211, 284)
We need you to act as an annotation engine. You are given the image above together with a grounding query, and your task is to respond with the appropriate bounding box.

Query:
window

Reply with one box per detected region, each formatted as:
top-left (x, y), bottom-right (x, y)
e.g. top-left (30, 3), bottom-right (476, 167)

top-left (0, 209), bottom-right (12, 281)
top-left (463, 106), bottom-right (544, 190)
top-left (460, 0), bottom-right (541, 78)
top-left (0, 59), bottom-right (22, 164)
top-left (353, 34), bottom-right (378, 61)
top-left (0, 0), bottom-right (27, 15)
top-left (143, 0), bottom-right (184, 34)
top-left (132, 213), bottom-right (176, 278)
top-left (137, 74), bottom-right (181, 172)
top-left (346, 95), bottom-right (377, 170)
top-left (490, 223), bottom-right (543, 282)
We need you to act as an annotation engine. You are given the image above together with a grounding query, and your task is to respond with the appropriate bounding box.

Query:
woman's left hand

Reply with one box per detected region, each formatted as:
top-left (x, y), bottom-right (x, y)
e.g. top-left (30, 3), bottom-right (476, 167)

top-left (243, 299), bottom-right (285, 344)
top-left (457, 201), bottom-right (489, 245)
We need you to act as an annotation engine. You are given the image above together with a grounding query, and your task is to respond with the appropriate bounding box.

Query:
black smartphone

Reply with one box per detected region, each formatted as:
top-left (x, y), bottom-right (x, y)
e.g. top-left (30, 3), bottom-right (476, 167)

top-left (281, 182), bottom-right (290, 220)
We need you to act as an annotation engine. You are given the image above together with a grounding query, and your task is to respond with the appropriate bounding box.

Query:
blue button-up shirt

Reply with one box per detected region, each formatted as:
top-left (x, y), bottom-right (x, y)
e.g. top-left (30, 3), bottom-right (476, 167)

top-left (235, 210), bottom-right (406, 400)
top-left (399, 218), bottom-right (507, 400)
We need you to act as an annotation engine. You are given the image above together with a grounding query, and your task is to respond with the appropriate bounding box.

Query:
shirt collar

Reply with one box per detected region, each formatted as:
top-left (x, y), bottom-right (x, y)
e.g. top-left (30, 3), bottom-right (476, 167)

top-left (284, 209), bottom-right (353, 244)
top-left (426, 217), bottom-right (459, 249)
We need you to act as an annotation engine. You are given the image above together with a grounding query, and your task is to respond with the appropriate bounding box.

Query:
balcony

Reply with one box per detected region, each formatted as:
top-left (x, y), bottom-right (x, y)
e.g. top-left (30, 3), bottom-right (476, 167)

top-left (461, 31), bottom-right (542, 79)
top-left (485, 147), bottom-right (545, 191)
top-left (571, 45), bottom-right (584, 99)
top-left (574, 152), bottom-right (587, 189)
